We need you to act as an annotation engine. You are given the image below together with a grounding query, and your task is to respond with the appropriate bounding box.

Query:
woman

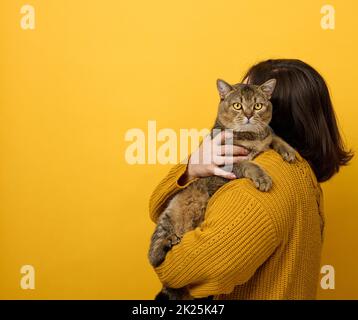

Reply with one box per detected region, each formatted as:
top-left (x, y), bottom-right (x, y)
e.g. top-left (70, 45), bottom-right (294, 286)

top-left (149, 59), bottom-right (353, 299)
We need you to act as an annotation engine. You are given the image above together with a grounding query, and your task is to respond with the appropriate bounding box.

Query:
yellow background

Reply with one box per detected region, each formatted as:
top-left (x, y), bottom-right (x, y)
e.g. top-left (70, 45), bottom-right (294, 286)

top-left (0, 0), bottom-right (357, 299)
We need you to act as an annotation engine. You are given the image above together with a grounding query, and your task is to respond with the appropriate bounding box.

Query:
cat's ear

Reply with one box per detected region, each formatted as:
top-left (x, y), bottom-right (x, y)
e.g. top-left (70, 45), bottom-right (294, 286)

top-left (259, 79), bottom-right (277, 99)
top-left (217, 79), bottom-right (233, 99)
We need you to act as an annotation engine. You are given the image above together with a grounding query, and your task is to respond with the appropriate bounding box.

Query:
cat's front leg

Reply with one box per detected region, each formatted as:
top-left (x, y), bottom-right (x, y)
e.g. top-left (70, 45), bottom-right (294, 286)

top-left (233, 161), bottom-right (272, 192)
top-left (271, 134), bottom-right (296, 163)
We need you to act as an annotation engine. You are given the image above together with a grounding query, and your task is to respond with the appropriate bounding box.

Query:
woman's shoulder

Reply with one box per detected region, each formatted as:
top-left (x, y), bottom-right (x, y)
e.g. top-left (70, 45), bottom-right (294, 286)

top-left (208, 148), bottom-right (321, 239)
top-left (210, 149), bottom-right (317, 199)
top-left (253, 149), bottom-right (319, 191)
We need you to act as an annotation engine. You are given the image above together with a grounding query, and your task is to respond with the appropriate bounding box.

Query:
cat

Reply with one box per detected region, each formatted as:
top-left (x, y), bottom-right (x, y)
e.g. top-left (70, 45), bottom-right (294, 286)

top-left (148, 78), bottom-right (296, 300)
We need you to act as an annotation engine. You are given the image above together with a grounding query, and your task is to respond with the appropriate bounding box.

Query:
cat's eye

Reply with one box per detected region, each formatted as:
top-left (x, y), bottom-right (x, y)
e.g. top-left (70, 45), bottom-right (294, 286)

top-left (254, 103), bottom-right (263, 110)
top-left (232, 102), bottom-right (243, 110)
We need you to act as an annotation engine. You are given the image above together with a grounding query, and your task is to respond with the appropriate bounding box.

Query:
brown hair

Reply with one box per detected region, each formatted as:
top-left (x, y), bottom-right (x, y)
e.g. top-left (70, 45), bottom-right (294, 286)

top-left (243, 59), bottom-right (353, 182)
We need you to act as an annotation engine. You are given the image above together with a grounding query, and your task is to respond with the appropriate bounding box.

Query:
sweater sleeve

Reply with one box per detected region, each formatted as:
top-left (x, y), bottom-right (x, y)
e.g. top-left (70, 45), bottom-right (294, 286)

top-left (154, 185), bottom-right (279, 298)
top-left (149, 162), bottom-right (198, 223)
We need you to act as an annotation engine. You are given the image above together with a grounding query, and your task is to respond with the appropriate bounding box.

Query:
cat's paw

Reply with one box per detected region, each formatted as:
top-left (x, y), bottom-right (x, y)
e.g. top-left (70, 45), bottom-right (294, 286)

top-left (169, 234), bottom-right (181, 246)
top-left (252, 174), bottom-right (272, 192)
top-left (277, 145), bottom-right (296, 163)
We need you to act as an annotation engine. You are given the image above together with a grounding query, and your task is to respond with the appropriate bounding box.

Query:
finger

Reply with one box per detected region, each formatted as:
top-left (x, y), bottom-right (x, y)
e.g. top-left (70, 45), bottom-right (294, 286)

top-left (213, 167), bottom-right (236, 180)
top-left (214, 155), bottom-right (249, 165)
top-left (212, 130), bottom-right (233, 146)
top-left (202, 133), bottom-right (213, 145)
top-left (218, 145), bottom-right (249, 156)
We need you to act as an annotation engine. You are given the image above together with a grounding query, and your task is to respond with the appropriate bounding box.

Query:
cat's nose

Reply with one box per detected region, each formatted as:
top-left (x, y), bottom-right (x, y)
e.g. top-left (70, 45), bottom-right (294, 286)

top-left (245, 114), bottom-right (253, 120)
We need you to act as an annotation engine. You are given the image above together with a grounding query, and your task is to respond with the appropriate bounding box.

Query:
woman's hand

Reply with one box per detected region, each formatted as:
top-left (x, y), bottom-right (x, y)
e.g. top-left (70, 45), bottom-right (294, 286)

top-left (178, 131), bottom-right (249, 185)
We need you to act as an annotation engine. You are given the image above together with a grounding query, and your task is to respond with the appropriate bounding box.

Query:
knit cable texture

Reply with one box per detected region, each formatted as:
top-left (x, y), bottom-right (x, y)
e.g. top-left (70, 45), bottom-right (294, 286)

top-left (149, 149), bottom-right (324, 300)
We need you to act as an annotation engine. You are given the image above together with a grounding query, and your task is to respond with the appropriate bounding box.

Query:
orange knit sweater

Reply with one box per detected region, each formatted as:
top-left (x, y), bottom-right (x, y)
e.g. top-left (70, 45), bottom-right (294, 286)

top-left (149, 150), bottom-right (325, 299)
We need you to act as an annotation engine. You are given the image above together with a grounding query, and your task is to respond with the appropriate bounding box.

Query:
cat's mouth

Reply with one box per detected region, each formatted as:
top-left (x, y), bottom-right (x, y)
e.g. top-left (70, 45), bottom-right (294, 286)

top-left (234, 122), bottom-right (258, 132)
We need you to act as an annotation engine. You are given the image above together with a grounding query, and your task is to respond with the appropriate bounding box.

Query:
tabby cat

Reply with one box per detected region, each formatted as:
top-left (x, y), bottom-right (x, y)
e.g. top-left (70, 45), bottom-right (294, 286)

top-left (148, 78), bottom-right (296, 300)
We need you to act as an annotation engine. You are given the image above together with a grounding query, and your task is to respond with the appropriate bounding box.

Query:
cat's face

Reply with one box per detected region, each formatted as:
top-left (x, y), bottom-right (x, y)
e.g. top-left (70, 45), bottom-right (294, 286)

top-left (216, 79), bottom-right (276, 132)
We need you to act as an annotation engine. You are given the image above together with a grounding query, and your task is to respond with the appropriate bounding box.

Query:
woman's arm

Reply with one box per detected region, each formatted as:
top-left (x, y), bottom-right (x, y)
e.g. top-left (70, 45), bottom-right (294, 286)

top-left (154, 185), bottom-right (280, 298)
top-left (149, 131), bottom-right (249, 223)
top-left (149, 163), bottom-right (197, 223)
